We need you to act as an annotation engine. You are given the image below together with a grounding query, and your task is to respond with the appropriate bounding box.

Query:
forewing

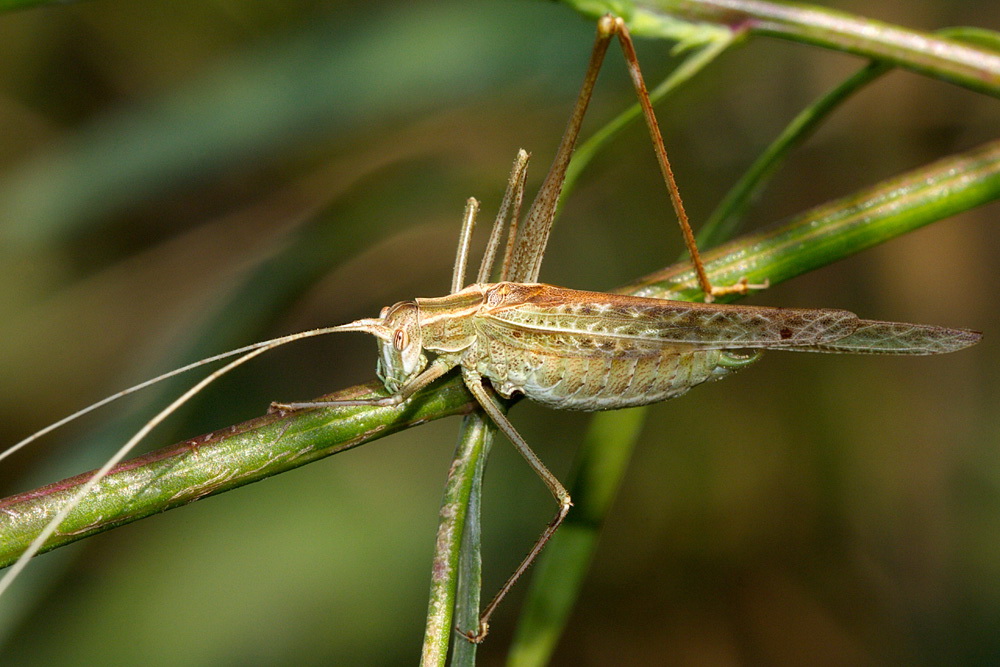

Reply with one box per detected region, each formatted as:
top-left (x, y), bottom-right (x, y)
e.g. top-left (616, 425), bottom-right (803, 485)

top-left (785, 318), bottom-right (982, 355)
top-left (482, 284), bottom-right (860, 350)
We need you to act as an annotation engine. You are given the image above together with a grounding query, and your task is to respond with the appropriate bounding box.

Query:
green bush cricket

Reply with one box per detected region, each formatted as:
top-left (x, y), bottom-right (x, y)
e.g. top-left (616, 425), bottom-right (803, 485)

top-left (0, 14), bottom-right (981, 645)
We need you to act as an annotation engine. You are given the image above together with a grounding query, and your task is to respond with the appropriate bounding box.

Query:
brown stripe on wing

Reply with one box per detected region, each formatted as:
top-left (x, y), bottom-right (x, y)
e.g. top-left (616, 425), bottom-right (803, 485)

top-left (483, 283), bottom-right (861, 349)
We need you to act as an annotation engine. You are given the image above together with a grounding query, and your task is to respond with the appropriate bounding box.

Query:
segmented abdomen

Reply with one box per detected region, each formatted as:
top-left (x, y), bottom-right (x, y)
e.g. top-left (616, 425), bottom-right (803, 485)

top-left (472, 335), bottom-right (749, 411)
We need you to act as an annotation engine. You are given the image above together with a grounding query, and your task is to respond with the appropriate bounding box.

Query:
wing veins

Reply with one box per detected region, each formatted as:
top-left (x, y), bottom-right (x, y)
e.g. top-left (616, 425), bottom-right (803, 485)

top-left (484, 287), bottom-right (860, 349)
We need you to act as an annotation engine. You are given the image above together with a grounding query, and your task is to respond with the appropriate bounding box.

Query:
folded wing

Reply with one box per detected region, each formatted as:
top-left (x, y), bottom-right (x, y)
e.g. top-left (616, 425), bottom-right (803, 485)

top-left (483, 285), bottom-right (980, 355)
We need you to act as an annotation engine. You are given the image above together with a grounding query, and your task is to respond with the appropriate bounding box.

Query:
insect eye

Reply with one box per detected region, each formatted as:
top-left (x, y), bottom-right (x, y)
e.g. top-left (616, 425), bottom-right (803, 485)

top-left (393, 329), bottom-right (408, 351)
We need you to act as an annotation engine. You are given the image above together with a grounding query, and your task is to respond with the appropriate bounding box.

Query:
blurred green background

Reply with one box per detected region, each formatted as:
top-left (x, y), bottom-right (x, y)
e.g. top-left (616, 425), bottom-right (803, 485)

top-left (0, 0), bottom-right (997, 664)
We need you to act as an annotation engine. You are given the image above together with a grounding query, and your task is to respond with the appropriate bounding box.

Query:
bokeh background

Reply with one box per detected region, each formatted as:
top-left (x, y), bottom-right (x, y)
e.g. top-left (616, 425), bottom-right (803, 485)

top-left (0, 0), bottom-right (997, 664)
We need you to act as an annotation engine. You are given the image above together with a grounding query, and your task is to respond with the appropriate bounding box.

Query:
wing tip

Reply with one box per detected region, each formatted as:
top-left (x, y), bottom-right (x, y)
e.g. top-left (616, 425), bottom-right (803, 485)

top-left (810, 321), bottom-right (982, 355)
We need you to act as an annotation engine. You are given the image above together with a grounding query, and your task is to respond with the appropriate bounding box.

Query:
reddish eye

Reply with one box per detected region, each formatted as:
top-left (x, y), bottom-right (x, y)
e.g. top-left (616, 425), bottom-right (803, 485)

top-left (393, 329), bottom-right (408, 351)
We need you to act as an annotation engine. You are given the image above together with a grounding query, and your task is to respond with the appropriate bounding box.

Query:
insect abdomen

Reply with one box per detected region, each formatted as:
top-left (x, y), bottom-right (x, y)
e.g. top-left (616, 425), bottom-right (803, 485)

top-left (474, 338), bottom-right (756, 411)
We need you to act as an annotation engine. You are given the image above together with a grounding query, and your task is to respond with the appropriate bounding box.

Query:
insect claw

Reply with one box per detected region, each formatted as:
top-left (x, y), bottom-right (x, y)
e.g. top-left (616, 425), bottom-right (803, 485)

top-left (596, 13), bottom-right (623, 38)
top-left (708, 276), bottom-right (770, 300)
top-left (456, 620), bottom-right (490, 644)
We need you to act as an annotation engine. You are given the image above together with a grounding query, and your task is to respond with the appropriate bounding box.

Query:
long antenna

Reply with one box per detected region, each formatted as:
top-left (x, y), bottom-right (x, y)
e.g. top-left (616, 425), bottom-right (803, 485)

top-left (0, 321), bottom-right (388, 598)
top-left (0, 324), bottom-right (380, 465)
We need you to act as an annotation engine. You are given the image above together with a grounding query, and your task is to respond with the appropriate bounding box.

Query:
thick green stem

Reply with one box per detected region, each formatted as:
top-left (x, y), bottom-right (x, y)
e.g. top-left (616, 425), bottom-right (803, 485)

top-left (623, 140), bottom-right (1000, 301)
top-left (568, 0), bottom-right (1000, 97)
top-left (0, 380), bottom-right (476, 565)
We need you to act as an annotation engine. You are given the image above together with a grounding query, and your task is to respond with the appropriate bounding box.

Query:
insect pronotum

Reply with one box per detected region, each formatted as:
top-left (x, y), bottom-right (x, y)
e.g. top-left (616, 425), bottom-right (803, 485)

top-left (0, 14), bottom-right (981, 644)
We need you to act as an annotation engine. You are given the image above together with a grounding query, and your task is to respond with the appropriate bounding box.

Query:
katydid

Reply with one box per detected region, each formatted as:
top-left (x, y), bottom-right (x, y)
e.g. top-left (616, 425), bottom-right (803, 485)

top-left (0, 14), bottom-right (980, 645)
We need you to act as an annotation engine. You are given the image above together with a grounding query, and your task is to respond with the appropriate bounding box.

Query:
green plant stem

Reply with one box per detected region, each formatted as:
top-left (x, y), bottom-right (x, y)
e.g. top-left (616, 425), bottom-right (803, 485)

top-left (696, 60), bottom-right (889, 248)
top-left (0, 380), bottom-right (475, 565)
top-left (421, 413), bottom-right (495, 666)
top-left (696, 21), bottom-right (998, 249)
top-left (451, 416), bottom-right (497, 667)
top-left (1, 139), bottom-right (997, 563)
top-left (568, 0), bottom-right (1000, 97)
top-left (626, 139), bottom-right (1000, 300)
